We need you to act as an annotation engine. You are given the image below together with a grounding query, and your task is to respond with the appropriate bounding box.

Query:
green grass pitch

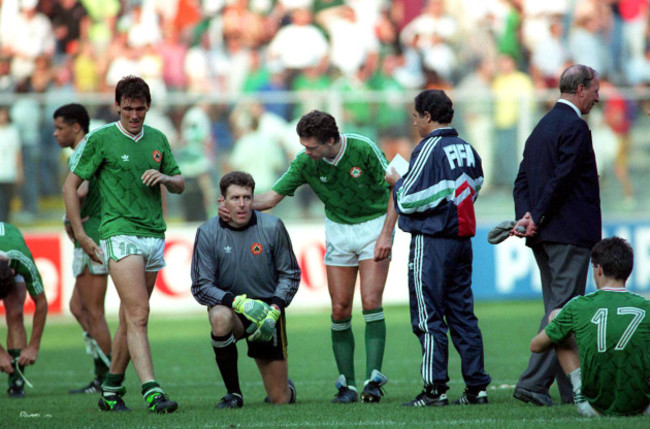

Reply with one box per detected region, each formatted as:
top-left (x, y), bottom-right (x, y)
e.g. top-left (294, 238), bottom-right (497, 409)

top-left (1, 301), bottom-right (647, 428)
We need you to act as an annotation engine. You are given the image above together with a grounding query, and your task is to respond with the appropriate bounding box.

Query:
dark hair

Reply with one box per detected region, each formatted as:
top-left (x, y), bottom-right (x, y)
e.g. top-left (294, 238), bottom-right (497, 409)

top-left (559, 65), bottom-right (597, 94)
top-left (53, 103), bottom-right (90, 134)
top-left (220, 171), bottom-right (255, 196)
top-left (296, 110), bottom-right (340, 145)
top-left (590, 237), bottom-right (634, 282)
top-left (414, 89), bottom-right (454, 123)
top-left (0, 258), bottom-right (13, 299)
top-left (115, 75), bottom-right (151, 106)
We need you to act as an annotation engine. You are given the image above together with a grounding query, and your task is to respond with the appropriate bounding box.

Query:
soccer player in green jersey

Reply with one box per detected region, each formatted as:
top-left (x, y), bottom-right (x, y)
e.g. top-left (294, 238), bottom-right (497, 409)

top-left (63, 76), bottom-right (185, 413)
top-left (54, 104), bottom-right (112, 394)
top-left (0, 222), bottom-right (48, 398)
top-left (221, 110), bottom-right (397, 403)
top-left (531, 237), bottom-right (650, 417)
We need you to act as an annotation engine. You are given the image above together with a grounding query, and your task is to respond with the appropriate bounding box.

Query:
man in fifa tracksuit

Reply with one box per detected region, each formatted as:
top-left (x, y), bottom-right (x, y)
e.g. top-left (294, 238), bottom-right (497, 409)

top-left (386, 89), bottom-right (491, 407)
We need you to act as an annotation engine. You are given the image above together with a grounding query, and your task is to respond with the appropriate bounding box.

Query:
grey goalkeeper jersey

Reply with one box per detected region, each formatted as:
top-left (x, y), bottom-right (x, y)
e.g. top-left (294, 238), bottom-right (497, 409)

top-left (191, 211), bottom-right (300, 308)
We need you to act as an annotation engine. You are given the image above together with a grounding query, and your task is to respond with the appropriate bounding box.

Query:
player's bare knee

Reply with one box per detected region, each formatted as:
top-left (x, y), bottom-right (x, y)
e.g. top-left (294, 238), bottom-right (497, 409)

top-left (360, 296), bottom-right (382, 312)
top-left (331, 305), bottom-right (352, 320)
top-left (209, 305), bottom-right (235, 334)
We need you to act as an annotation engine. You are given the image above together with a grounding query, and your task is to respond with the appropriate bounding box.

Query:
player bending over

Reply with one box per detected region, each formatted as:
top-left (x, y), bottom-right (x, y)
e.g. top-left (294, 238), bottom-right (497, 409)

top-left (531, 237), bottom-right (650, 416)
top-left (0, 222), bottom-right (48, 398)
top-left (192, 171), bottom-right (300, 408)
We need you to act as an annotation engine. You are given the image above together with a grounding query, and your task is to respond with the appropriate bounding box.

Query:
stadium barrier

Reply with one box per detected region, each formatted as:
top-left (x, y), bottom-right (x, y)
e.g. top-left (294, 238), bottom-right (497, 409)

top-left (2, 221), bottom-right (649, 316)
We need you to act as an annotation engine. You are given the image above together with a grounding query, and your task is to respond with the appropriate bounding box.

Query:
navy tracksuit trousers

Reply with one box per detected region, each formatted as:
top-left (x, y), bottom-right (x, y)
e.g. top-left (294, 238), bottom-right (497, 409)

top-left (408, 234), bottom-right (491, 392)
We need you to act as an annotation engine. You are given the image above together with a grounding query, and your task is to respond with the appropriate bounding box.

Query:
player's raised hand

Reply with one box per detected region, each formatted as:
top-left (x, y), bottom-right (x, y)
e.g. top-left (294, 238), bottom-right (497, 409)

top-left (248, 307), bottom-right (281, 342)
top-left (232, 294), bottom-right (271, 327)
top-left (217, 196), bottom-right (232, 222)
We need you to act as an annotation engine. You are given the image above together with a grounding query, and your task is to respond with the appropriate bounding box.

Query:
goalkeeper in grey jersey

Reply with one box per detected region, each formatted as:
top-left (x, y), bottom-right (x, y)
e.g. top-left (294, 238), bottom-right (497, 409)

top-left (191, 171), bottom-right (300, 408)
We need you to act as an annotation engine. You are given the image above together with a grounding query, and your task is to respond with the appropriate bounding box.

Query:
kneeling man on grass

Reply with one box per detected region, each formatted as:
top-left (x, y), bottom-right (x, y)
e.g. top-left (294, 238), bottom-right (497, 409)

top-left (191, 171), bottom-right (301, 408)
top-left (530, 237), bottom-right (650, 417)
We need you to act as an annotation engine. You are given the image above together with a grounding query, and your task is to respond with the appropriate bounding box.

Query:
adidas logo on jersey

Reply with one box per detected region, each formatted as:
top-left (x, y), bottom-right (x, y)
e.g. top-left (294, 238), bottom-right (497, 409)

top-left (320, 176), bottom-right (328, 182)
top-left (121, 154), bottom-right (130, 162)
top-left (224, 246), bottom-right (232, 254)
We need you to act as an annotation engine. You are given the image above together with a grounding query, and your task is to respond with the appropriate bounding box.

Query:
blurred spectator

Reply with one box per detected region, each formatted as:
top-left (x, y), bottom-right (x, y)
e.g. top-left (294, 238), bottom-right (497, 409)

top-left (184, 33), bottom-right (212, 93)
top-left (568, 0), bottom-right (611, 78)
top-left (80, 0), bottom-right (121, 52)
top-left (49, 0), bottom-right (90, 57)
top-left (158, 20), bottom-right (188, 91)
top-left (2, 0), bottom-right (55, 81)
top-left (121, 2), bottom-right (162, 49)
top-left (0, 55), bottom-right (16, 94)
top-left (456, 56), bottom-right (496, 190)
top-left (530, 18), bottom-right (571, 90)
top-left (616, 0), bottom-right (649, 84)
top-left (496, 0), bottom-right (525, 67)
top-left (72, 40), bottom-right (102, 92)
top-left (10, 80), bottom-right (40, 220)
top-left (316, 4), bottom-right (379, 78)
top-left (400, 0), bottom-right (458, 51)
top-left (212, 31), bottom-right (254, 96)
top-left (0, 106), bottom-right (22, 222)
top-left (600, 78), bottom-right (636, 206)
top-left (369, 53), bottom-right (412, 162)
top-left (291, 62), bottom-right (332, 120)
top-left (228, 103), bottom-right (287, 194)
top-left (267, 7), bottom-right (329, 84)
top-left (175, 103), bottom-right (217, 221)
top-left (491, 53), bottom-right (534, 189)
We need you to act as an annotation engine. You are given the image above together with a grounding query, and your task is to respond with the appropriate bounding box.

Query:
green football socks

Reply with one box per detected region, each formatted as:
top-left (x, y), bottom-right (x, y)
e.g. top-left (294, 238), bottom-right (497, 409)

top-left (363, 308), bottom-right (386, 379)
top-left (331, 316), bottom-right (356, 387)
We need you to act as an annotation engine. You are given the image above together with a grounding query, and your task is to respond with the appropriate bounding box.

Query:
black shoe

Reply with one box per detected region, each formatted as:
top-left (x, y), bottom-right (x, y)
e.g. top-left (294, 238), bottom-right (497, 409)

top-left (146, 392), bottom-right (178, 414)
top-left (98, 394), bottom-right (131, 412)
top-left (8, 381), bottom-right (25, 399)
top-left (264, 379), bottom-right (296, 404)
top-left (402, 386), bottom-right (448, 407)
top-left (332, 374), bottom-right (358, 404)
top-left (513, 387), bottom-right (553, 406)
top-left (216, 392), bottom-right (243, 409)
top-left (360, 370), bottom-right (388, 403)
top-left (70, 378), bottom-right (102, 394)
top-left (452, 389), bottom-right (488, 405)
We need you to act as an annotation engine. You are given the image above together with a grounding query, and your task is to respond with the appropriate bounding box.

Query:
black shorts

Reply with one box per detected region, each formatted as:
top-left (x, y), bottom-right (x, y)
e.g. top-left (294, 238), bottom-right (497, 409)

top-left (235, 311), bottom-right (288, 361)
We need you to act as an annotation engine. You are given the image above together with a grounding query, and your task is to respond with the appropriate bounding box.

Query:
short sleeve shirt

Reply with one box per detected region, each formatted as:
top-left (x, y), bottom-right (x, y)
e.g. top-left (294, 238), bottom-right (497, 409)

top-left (70, 122), bottom-right (181, 239)
top-left (0, 222), bottom-right (44, 298)
top-left (272, 133), bottom-right (389, 224)
top-left (68, 139), bottom-right (102, 246)
top-left (546, 289), bottom-right (650, 416)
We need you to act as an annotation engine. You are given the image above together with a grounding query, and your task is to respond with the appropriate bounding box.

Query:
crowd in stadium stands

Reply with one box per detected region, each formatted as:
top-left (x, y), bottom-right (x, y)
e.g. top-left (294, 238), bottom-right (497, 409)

top-left (0, 0), bottom-right (648, 223)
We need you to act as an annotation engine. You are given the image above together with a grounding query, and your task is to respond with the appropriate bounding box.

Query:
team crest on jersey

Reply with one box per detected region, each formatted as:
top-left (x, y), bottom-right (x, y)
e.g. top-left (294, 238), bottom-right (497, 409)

top-left (349, 166), bottom-right (362, 178)
top-left (250, 243), bottom-right (263, 255)
top-left (152, 150), bottom-right (162, 163)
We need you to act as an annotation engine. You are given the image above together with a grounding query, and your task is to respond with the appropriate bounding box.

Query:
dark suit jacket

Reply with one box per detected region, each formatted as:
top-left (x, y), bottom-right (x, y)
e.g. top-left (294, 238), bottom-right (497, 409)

top-left (513, 101), bottom-right (601, 249)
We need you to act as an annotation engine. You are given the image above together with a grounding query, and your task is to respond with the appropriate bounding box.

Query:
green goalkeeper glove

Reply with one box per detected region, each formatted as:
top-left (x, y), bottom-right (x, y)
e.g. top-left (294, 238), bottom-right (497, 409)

top-left (248, 307), bottom-right (281, 342)
top-left (232, 294), bottom-right (271, 327)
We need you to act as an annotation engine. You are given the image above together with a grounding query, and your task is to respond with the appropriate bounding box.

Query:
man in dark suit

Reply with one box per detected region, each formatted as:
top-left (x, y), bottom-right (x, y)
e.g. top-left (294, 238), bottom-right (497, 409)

top-left (510, 64), bottom-right (602, 406)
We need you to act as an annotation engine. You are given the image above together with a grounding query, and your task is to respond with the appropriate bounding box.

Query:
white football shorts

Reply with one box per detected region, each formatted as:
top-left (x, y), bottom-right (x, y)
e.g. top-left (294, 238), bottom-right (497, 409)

top-left (100, 235), bottom-right (166, 272)
top-left (324, 214), bottom-right (391, 267)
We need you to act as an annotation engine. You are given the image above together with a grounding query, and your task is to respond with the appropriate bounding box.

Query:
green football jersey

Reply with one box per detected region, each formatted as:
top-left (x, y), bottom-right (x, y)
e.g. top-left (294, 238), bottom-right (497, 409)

top-left (68, 139), bottom-right (101, 247)
top-left (70, 122), bottom-right (182, 239)
top-left (546, 289), bottom-right (650, 416)
top-left (272, 133), bottom-right (390, 224)
top-left (0, 222), bottom-right (44, 298)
